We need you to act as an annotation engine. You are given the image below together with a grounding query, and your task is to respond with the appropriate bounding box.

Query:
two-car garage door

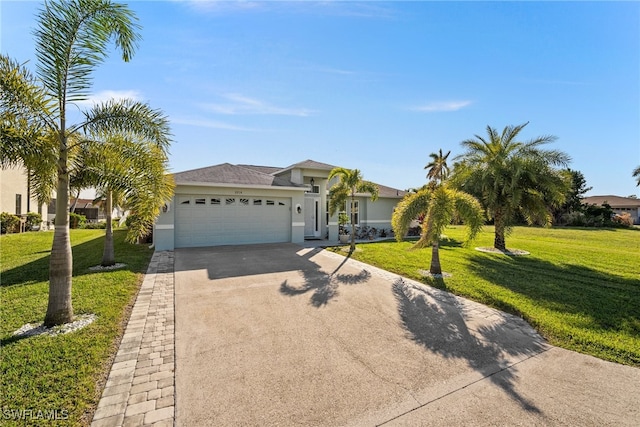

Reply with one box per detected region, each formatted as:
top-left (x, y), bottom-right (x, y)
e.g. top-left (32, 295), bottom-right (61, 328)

top-left (175, 195), bottom-right (291, 248)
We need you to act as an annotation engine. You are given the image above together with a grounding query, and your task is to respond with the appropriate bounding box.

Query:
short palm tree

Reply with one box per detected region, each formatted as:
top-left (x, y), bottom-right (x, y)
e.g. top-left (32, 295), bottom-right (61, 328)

top-left (0, 0), bottom-right (171, 326)
top-left (424, 149), bottom-right (451, 185)
top-left (328, 167), bottom-right (379, 252)
top-left (633, 165), bottom-right (640, 187)
top-left (453, 123), bottom-right (570, 251)
top-left (392, 184), bottom-right (484, 275)
top-left (82, 136), bottom-right (174, 266)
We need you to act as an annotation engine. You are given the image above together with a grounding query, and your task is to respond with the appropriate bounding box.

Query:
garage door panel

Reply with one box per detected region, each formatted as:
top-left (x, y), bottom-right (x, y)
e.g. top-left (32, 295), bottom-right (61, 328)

top-left (175, 195), bottom-right (291, 248)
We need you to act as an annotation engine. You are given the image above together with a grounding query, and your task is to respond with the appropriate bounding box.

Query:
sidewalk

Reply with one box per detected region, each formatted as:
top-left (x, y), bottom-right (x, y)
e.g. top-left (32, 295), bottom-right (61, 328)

top-left (91, 251), bottom-right (175, 427)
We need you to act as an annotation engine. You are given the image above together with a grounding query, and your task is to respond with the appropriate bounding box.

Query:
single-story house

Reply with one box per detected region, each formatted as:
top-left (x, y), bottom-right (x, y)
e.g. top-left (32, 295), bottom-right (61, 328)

top-left (582, 195), bottom-right (640, 224)
top-left (153, 160), bottom-right (407, 250)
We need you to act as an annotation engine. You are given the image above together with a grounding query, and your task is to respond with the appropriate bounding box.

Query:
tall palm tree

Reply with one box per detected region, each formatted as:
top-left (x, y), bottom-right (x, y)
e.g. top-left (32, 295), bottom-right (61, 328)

top-left (452, 123), bottom-right (570, 251)
top-left (328, 167), bottom-right (379, 252)
top-left (424, 149), bottom-right (451, 185)
top-left (0, 0), bottom-right (171, 326)
top-left (392, 184), bottom-right (484, 275)
top-left (633, 165), bottom-right (640, 187)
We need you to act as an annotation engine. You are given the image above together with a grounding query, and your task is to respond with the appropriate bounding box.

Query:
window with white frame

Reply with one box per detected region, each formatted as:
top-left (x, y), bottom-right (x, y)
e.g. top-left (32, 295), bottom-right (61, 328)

top-left (350, 200), bottom-right (359, 225)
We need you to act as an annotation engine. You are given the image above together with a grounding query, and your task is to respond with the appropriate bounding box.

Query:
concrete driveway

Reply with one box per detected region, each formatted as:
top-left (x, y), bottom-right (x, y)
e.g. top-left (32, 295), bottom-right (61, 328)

top-left (174, 243), bottom-right (639, 426)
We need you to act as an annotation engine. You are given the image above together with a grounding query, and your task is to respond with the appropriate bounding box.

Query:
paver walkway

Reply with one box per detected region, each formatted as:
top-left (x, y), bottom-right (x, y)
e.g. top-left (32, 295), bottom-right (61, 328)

top-left (91, 251), bottom-right (175, 427)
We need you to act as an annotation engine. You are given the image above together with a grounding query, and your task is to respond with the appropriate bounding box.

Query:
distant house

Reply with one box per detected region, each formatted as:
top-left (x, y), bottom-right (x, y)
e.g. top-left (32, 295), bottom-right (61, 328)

top-left (49, 198), bottom-right (103, 222)
top-left (0, 165), bottom-right (49, 227)
top-left (582, 195), bottom-right (640, 225)
top-left (153, 159), bottom-right (406, 250)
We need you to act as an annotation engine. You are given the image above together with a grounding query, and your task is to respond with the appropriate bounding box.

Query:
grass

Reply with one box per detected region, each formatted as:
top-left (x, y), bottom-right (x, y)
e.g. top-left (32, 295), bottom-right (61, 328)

top-left (329, 226), bottom-right (640, 366)
top-left (0, 229), bottom-right (153, 426)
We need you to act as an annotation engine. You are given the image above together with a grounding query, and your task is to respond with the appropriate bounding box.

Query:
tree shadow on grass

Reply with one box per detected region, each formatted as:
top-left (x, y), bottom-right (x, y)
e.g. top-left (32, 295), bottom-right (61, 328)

top-left (393, 278), bottom-right (548, 415)
top-left (280, 250), bottom-right (371, 307)
top-left (1, 229), bottom-right (152, 288)
top-left (464, 253), bottom-right (640, 356)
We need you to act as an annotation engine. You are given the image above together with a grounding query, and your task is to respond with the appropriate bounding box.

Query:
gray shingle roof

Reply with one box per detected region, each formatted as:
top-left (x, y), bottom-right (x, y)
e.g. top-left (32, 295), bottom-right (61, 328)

top-left (172, 163), bottom-right (300, 187)
top-left (172, 160), bottom-right (407, 197)
top-left (375, 184), bottom-right (407, 199)
top-left (237, 164), bottom-right (283, 175)
top-left (281, 159), bottom-right (337, 172)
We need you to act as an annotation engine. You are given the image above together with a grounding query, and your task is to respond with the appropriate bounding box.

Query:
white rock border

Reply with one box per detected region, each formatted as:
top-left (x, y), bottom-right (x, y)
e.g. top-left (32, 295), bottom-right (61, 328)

top-left (88, 263), bottom-right (126, 271)
top-left (475, 247), bottom-right (530, 256)
top-left (12, 313), bottom-right (97, 338)
top-left (418, 269), bottom-right (453, 278)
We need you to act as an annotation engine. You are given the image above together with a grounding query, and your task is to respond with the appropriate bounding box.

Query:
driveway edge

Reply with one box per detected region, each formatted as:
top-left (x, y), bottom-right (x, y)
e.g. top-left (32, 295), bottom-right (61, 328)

top-left (91, 250), bottom-right (176, 427)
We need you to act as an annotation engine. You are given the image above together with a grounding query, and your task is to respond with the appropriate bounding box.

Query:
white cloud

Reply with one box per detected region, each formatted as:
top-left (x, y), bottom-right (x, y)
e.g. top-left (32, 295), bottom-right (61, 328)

top-left (74, 90), bottom-right (142, 108)
top-left (201, 93), bottom-right (316, 117)
top-left (409, 100), bottom-right (473, 113)
top-left (171, 117), bottom-right (261, 132)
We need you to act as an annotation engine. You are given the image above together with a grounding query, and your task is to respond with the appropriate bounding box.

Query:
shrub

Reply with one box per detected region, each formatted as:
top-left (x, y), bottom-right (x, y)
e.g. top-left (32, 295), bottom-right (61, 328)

top-left (613, 212), bottom-right (633, 227)
top-left (0, 212), bottom-right (20, 234)
top-left (82, 222), bottom-right (107, 229)
top-left (26, 212), bottom-right (42, 230)
top-left (561, 211), bottom-right (587, 227)
top-left (69, 212), bottom-right (86, 229)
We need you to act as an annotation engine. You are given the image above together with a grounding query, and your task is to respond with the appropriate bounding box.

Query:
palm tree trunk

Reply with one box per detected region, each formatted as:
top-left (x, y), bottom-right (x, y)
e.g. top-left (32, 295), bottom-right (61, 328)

top-left (430, 241), bottom-right (442, 275)
top-left (101, 190), bottom-right (115, 266)
top-left (70, 187), bottom-right (80, 213)
top-left (494, 208), bottom-right (507, 251)
top-left (44, 144), bottom-right (73, 327)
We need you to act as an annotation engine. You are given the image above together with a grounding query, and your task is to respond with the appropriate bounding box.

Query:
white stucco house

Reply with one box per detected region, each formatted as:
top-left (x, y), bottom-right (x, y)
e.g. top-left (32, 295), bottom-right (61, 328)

top-left (582, 195), bottom-right (640, 224)
top-left (153, 159), bottom-right (407, 250)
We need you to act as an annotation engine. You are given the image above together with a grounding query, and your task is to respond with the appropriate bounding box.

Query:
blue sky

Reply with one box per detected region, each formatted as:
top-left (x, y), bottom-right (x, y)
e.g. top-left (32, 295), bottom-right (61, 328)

top-left (2, 1), bottom-right (639, 197)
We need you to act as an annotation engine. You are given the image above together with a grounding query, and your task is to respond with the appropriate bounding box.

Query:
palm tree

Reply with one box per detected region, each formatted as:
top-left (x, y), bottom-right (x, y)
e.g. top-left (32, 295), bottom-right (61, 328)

top-left (0, 0), bottom-right (171, 326)
top-left (424, 149), bottom-right (451, 186)
top-left (82, 135), bottom-right (174, 266)
top-left (392, 184), bottom-right (484, 275)
top-left (328, 167), bottom-right (379, 252)
top-left (633, 166), bottom-right (640, 187)
top-left (453, 123), bottom-right (570, 251)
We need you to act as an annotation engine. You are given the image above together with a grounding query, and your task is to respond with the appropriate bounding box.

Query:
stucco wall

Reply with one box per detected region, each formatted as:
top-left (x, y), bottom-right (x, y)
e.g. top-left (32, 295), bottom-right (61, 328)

top-left (1, 166), bottom-right (49, 227)
top-left (360, 197), bottom-right (399, 231)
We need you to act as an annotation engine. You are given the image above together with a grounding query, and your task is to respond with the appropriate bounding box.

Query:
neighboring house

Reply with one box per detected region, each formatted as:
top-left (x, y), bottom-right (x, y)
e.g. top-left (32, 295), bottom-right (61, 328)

top-left (582, 195), bottom-right (640, 224)
top-left (0, 165), bottom-right (49, 227)
top-left (48, 197), bottom-right (127, 224)
top-left (154, 159), bottom-right (406, 250)
top-left (49, 198), bottom-right (103, 222)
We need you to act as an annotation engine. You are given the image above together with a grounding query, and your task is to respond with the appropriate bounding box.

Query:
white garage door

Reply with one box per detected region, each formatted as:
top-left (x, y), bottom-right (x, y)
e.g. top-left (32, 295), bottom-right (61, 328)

top-left (175, 195), bottom-right (291, 248)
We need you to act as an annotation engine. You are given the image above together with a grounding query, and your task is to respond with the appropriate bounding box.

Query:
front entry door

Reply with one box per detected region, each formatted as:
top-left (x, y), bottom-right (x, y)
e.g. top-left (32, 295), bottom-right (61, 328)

top-left (304, 196), bottom-right (321, 238)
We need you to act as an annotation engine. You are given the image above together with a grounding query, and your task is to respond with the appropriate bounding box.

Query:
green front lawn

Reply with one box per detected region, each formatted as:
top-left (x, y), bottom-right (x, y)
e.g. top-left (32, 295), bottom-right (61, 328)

top-left (330, 226), bottom-right (640, 366)
top-left (1, 229), bottom-right (153, 426)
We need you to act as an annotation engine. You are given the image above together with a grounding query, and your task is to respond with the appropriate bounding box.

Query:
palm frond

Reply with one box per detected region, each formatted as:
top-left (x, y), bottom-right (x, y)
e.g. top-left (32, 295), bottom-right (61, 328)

top-left (34, 0), bottom-right (141, 103)
top-left (392, 189), bottom-right (430, 242)
top-left (79, 99), bottom-right (172, 151)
